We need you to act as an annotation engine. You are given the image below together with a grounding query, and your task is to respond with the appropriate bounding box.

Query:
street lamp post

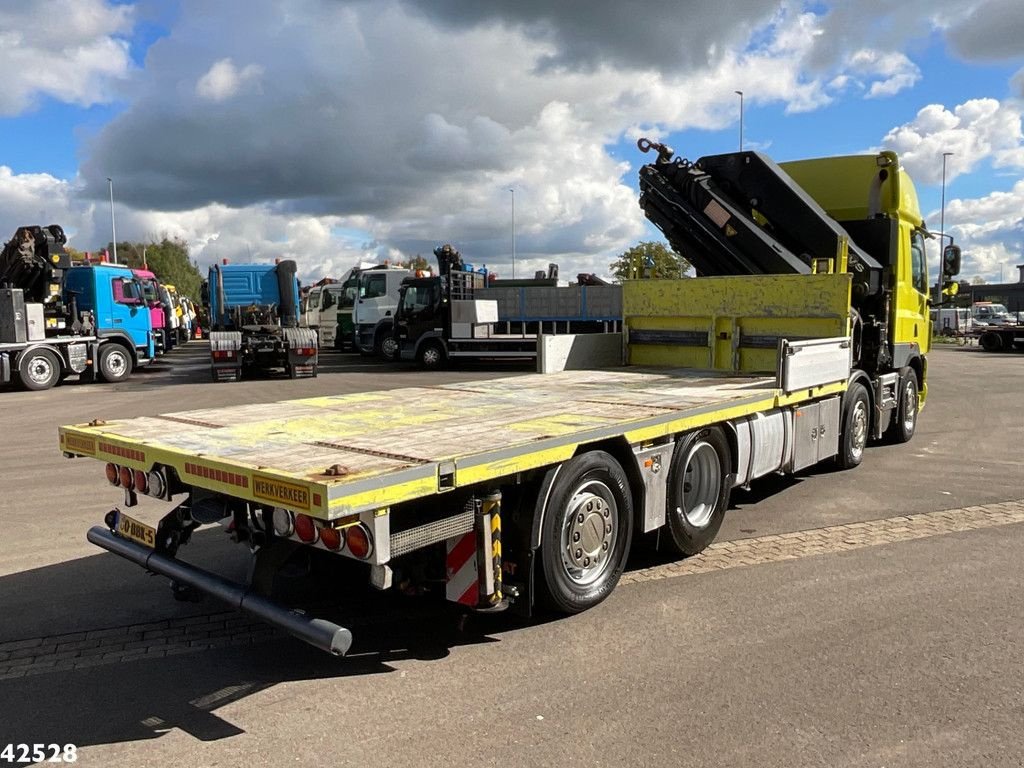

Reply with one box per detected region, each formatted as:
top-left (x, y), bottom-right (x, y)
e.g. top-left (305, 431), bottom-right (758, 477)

top-left (509, 187), bottom-right (516, 280)
top-left (735, 90), bottom-right (744, 151)
top-left (938, 152), bottom-right (953, 301)
top-left (106, 177), bottom-right (118, 264)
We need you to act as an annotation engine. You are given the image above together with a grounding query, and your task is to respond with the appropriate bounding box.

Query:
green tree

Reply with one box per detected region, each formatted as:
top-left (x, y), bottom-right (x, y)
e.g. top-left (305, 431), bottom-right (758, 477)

top-left (106, 237), bottom-right (204, 300)
top-left (609, 241), bottom-right (691, 281)
top-left (399, 254), bottom-right (430, 271)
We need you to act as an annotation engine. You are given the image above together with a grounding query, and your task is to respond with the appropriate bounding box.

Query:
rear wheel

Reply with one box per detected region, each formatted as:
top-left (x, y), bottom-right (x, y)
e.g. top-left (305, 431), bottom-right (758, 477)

top-left (538, 451), bottom-right (634, 613)
top-left (837, 382), bottom-right (870, 468)
top-left (979, 332), bottom-right (1003, 352)
top-left (18, 348), bottom-right (61, 391)
top-left (98, 343), bottom-right (132, 383)
top-left (663, 427), bottom-right (731, 556)
top-left (885, 369), bottom-right (918, 444)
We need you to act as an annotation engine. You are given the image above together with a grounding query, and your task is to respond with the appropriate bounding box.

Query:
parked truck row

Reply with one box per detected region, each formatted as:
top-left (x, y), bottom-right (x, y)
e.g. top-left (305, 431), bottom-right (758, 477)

top-left (62, 143), bottom-right (962, 655)
top-left (0, 226), bottom-right (206, 390)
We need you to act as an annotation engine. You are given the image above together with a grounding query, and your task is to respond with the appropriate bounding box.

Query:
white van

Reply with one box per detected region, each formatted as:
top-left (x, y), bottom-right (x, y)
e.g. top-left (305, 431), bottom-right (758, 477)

top-left (931, 307), bottom-right (972, 336)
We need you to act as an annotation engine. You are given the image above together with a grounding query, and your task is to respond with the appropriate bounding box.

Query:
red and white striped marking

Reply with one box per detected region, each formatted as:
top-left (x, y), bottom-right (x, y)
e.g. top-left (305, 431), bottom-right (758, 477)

top-left (445, 531), bottom-right (479, 606)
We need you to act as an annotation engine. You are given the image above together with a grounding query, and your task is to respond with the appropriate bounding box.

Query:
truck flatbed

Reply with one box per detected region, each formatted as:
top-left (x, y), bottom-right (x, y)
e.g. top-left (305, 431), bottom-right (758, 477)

top-left (60, 367), bottom-right (835, 521)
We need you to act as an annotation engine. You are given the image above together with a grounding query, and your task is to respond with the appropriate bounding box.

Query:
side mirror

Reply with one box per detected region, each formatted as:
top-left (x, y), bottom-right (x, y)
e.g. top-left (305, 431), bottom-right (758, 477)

top-left (942, 244), bottom-right (961, 278)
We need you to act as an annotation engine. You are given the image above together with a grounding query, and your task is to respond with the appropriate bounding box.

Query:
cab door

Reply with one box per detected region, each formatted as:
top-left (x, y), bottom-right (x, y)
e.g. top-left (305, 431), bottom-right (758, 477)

top-left (893, 225), bottom-right (930, 358)
top-left (110, 276), bottom-right (150, 351)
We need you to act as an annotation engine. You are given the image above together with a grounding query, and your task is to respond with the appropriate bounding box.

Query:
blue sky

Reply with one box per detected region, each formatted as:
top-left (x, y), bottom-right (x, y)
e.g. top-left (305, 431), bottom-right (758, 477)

top-left (3, 0), bottom-right (1024, 283)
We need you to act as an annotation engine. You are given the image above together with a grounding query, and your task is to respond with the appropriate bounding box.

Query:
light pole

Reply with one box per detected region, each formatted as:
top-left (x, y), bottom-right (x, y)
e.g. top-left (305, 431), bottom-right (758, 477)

top-left (106, 177), bottom-right (118, 264)
top-left (938, 152), bottom-right (953, 301)
top-left (509, 187), bottom-right (516, 279)
top-left (735, 90), bottom-right (744, 151)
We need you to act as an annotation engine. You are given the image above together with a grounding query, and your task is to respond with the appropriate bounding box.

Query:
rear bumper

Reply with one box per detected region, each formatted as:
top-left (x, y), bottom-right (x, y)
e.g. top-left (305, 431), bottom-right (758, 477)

top-left (87, 526), bottom-right (352, 655)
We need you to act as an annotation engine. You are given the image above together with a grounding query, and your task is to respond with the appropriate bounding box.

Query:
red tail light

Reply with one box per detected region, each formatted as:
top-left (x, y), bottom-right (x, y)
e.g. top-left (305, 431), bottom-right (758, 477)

top-left (346, 524), bottom-right (373, 559)
top-left (118, 465), bottom-right (134, 489)
top-left (295, 347), bottom-right (316, 357)
top-left (212, 350), bottom-right (237, 360)
top-left (105, 463), bottom-right (119, 485)
top-left (133, 469), bottom-right (149, 494)
top-left (320, 526), bottom-right (343, 551)
top-left (294, 514), bottom-right (318, 543)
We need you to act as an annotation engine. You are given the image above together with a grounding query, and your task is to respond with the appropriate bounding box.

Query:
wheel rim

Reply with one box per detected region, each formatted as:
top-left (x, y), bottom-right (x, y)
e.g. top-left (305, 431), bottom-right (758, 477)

top-left (679, 441), bottom-right (721, 529)
top-left (422, 346), bottom-right (440, 365)
top-left (27, 355), bottom-right (54, 386)
top-left (902, 381), bottom-right (917, 433)
top-left (381, 337), bottom-right (398, 359)
top-left (559, 479), bottom-right (618, 586)
top-left (106, 351), bottom-right (128, 377)
top-left (850, 399), bottom-right (868, 461)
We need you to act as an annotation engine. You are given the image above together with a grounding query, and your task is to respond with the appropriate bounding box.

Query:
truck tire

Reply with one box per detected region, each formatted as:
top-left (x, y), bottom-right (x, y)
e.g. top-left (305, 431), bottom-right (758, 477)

top-left (979, 331), bottom-right (1003, 352)
top-left (885, 368), bottom-right (918, 444)
top-left (98, 343), bottom-right (133, 383)
top-left (380, 335), bottom-right (399, 362)
top-left (836, 382), bottom-right (870, 468)
top-left (538, 451), bottom-right (634, 614)
top-left (417, 340), bottom-right (446, 370)
top-left (17, 348), bottom-right (61, 391)
top-left (663, 427), bottom-right (731, 556)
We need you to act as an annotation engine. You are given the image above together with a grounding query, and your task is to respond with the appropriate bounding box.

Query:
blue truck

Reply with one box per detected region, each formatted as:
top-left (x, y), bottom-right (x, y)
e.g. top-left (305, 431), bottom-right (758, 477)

top-left (203, 260), bottom-right (318, 381)
top-left (0, 225), bottom-right (155, 390)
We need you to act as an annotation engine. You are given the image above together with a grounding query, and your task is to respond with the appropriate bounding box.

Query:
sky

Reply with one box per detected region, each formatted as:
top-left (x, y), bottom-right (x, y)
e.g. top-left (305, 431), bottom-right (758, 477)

top-left (3, 0), bottom-right (1024, 286)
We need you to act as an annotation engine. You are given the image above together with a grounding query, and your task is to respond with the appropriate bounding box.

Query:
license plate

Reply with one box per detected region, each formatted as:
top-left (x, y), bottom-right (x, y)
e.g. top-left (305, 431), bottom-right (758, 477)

top-left (116, 512), bottom-right (156, 548)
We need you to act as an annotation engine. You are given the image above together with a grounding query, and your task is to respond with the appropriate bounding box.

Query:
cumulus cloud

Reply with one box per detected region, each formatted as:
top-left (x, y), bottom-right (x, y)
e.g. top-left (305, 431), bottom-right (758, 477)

top-left (879, 99), bottom-right (1024, 185)
top-left (0, 0), bottom-right (133, 115)
top-left (944, 0), bottom-right (1024, 61)
top-left (6, 0), bottom-right (1019, 283)
top-left (76, 1), bottom-right (888, 280)
top-left (196, 59), bottom-right (264, 101)
top-left (934, 181), bottom-right (1024, 281)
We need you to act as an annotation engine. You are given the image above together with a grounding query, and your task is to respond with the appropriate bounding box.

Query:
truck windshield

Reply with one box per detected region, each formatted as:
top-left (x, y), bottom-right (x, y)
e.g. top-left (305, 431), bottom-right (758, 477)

top-left (339, 276), bottom-right (359, 308)
top-left (139, 279), bottom-right (160, 303)
top-left (400, 283), bottom-right (436, 313)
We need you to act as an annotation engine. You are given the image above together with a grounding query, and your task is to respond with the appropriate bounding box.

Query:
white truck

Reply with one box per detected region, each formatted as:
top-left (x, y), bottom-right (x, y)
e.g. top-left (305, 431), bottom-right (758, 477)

top-left (302, 282), bottom-right (347, 349)
top-left (353, 265), bottom-right (417, 357)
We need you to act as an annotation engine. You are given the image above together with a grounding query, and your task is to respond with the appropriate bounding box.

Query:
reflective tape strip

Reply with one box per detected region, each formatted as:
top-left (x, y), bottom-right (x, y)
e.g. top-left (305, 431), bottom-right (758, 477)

top-left (446, 531), bottom-right (479, 606)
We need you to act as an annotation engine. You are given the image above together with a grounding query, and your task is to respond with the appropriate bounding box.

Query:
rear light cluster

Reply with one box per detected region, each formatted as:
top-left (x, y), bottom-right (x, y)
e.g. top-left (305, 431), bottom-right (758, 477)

top-left (294, 347), bottom-right (316, 356)
top-left (271, 508), bottom-right (372, 559)
top-left (105, 462), bottom-right (166, 498)
top-left (211, 350), bottom-right (237, 360)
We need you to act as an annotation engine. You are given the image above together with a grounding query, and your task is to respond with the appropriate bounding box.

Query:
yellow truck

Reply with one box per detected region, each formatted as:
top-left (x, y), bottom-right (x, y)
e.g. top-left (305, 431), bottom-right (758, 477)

top-left (59, 145), bottom-right (962, 655)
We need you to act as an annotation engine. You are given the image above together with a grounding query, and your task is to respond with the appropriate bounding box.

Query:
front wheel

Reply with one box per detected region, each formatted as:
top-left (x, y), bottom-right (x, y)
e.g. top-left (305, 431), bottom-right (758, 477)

top-left (380, 335), bottom-right (399, 362)
top-left (663, 427), bottom-right (731, 556)
top-left (538, 451), bottom-right (634, 614)
top-left (416, 340), bottom-right (446, 370)
top-left (836, 382), bottom-right (870, 469)
top-left (885, 369), bottom-right (918, 444)
top-left (18, 348), bottom-right (61, 391)
top-left (98, 343), bottom-right (132, 383)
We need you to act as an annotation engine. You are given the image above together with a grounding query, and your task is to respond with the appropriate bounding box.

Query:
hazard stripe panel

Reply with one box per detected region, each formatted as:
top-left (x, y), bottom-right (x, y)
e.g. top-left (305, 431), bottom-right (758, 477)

top-left (445, 531), bottom-right (479, 606)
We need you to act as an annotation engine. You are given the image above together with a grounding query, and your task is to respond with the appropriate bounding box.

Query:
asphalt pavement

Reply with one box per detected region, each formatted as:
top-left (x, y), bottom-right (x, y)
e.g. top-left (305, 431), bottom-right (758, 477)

top-left (0, 342), bottom-right (1021, 766)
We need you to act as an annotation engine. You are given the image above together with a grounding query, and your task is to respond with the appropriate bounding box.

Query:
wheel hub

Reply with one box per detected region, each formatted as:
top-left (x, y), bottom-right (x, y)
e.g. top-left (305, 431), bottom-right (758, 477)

top-left (561, 482), bottom-right (616, 585)
top-left (680, 442), bottom-right (721, 529)
top-left (851, 400), bottom-right (868, 460)
top-left (903, 382), bottom-right (916, 431)
top-left (29, 358), bottom-right (53, 383)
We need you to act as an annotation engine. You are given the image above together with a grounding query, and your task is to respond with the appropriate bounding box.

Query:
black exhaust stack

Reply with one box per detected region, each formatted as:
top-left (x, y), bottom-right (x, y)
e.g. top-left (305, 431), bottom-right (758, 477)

top-left (275, 260), bottom-right (299, 328)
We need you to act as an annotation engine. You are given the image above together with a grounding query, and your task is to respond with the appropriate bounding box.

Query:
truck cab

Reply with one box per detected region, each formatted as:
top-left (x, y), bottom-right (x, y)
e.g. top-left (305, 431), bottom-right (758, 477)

top-left (64, 264), bottom-right (155, 375)
top-left (353, 266), bottom-right (415, 355)
top-left (302, 283), bottom-right (345, 348)
top-left (132, 268), bottom-right (168, 353)
top-left (972, 302), bottom-right (1013, 326)
top-left (334, 270), bottom-right (360, 350)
